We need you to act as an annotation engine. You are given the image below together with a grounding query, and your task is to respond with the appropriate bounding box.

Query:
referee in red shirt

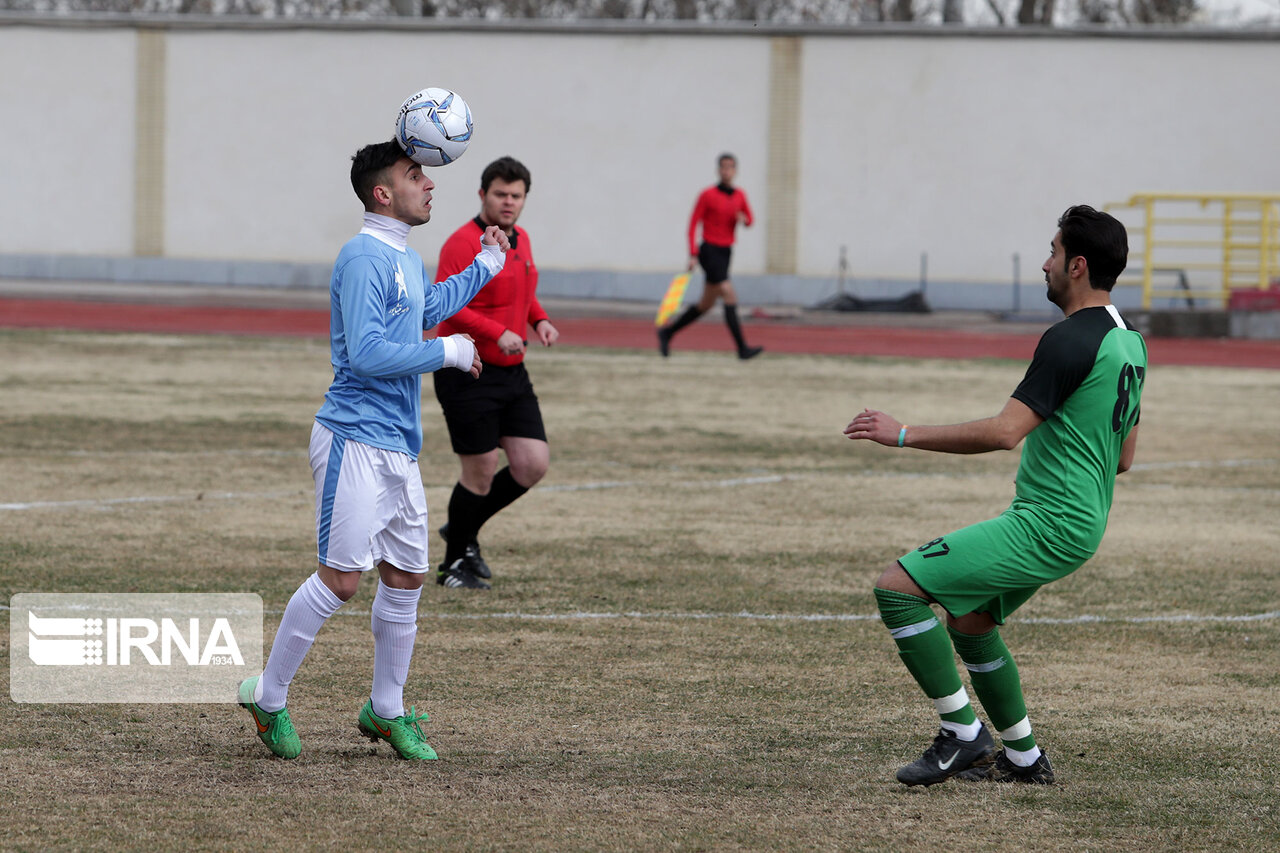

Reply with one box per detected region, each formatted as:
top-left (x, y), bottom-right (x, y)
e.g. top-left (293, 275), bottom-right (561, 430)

top-left (431, 156), bottom-right (557, 589)
top-left (658, 152), bottom-right (763, 360)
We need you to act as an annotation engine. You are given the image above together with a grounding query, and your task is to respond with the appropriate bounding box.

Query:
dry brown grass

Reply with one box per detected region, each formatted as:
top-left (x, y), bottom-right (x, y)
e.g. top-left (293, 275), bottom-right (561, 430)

top-left (1, 328), bottom-right (1277, 851)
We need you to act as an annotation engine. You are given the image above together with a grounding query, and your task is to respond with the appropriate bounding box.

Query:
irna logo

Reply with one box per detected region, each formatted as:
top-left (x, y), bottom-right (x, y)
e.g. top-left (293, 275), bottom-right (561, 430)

top-left (27, 612), bottom-right (244, 667)
top-left (10, 593), bottom-right (263, 703)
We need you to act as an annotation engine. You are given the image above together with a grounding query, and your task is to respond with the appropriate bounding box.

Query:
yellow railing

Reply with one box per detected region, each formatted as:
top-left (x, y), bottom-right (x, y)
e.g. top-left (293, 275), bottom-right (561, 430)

top-left (1103, 193), bottom-right (1280, 309)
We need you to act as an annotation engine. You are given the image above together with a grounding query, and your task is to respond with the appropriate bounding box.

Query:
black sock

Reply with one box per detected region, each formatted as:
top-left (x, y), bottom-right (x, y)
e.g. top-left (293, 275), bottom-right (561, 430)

top-left (444, 482), bottom-right (486, 565)
top-left (724, 304), bottom-right (749, 351)
top-left (664, 305), bottom-right (705, 338)
top-left (474, 467), bottom-right (529, 533)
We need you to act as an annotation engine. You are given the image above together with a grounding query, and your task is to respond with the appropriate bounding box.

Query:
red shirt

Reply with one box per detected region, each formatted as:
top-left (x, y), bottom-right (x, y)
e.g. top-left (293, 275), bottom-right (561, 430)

top-left (434, 217), bottom-right (548, 367)
top-left (688, 183), bottom-right (754, 256)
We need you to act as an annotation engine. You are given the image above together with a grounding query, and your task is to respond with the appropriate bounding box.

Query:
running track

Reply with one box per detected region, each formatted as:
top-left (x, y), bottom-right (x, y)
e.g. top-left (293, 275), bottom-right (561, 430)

top-left (2, 296), bottom-right (1278, 369)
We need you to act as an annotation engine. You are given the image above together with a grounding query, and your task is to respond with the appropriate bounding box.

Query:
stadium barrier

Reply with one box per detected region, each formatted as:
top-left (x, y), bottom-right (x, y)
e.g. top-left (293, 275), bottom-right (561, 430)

top-left (1106, 193), bottom-right (1280, 310)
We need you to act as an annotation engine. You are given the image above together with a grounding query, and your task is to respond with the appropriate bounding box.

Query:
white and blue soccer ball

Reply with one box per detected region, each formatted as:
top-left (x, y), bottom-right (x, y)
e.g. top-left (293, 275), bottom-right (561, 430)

top-left (395, 87), bottom-right (473, 167)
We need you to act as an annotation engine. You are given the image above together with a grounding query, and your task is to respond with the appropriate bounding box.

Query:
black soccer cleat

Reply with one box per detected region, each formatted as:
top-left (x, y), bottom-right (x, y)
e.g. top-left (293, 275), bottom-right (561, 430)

top-left (460, 543), bottom-right (492, 580)
top-left (895, 725), bottom-right (997, 787)
top-left (436, 558), bottom-right (490, 590)
top-left (657, 327), bottom-right (672, 357)
top-left (956, 748), bottom-right (1055, 785)
top-left (738, 345), bottom-right (763, 360)
top-left (438, 525), bottom-right (492, 579)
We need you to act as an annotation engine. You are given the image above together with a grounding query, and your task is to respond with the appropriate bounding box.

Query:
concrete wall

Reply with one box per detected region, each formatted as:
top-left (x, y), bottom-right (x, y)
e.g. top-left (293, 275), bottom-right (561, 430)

top-left (2, 18), bottom-right (1277, 309)
top-left (1, 26), bottom-right (138, 256)
top-left (800, 35), bottom-right (1280, 287)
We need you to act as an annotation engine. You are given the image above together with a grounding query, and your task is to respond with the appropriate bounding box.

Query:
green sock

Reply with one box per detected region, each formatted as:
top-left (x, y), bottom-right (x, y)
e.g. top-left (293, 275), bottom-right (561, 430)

top-left (949, 626), bottom-right (1037, 753)
top-left (875, 588), bottom-right (977, 730)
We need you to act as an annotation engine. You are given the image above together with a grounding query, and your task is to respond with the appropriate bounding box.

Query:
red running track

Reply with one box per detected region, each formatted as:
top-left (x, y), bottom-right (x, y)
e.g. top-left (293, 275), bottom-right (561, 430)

top-left (2, 296), bottom-right (1278, 370)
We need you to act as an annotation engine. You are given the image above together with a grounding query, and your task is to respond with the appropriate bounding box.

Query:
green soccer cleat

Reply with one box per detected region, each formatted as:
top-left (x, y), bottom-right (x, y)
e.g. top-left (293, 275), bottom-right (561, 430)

top-left (357, 700), bottom-right (438, 760)
top-left (238, 676), bottom-right (301, 759)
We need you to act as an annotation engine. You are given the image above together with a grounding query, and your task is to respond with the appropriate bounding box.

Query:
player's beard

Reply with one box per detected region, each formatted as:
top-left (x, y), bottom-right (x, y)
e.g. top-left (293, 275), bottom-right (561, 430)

top-left (1045, 266), bottom-right (1069, 309)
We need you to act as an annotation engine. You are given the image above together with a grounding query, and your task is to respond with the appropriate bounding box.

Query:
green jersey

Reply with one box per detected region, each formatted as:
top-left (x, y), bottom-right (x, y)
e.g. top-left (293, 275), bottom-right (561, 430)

top-left (1011, 305), bottom-right (1147, 555)
top-left (899, 304), bottom-right (1147, 622)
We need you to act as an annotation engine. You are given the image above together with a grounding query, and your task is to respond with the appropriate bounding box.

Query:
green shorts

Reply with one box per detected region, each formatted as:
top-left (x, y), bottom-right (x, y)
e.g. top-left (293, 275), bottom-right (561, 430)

top-left (898, 501), bottom-right (1098, 623)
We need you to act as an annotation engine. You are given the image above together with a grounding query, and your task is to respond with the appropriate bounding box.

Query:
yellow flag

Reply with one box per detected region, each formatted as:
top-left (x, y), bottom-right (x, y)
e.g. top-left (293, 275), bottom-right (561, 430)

top-left (655, 272), bottom-right (691, 326)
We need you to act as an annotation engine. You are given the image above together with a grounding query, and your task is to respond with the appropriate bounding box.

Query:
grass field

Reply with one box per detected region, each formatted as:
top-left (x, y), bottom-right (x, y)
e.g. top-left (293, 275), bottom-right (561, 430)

top-left (1, 327), bottom-right (1278, 851)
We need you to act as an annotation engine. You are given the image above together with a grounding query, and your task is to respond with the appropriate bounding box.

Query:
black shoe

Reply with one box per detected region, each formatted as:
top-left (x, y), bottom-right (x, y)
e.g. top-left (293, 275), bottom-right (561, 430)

top-left (895, 726), bottom-right (997, 787)
top-left (738, 345), bottom-right (763, 360)
top-left (460, 543), bottom-right (492, 580)
top-left (956, 749), bottom-right (1055, 785)
top-left (657, 327), bottom-right (672, 357)
top-left (436, 558), bottom-right (490, 590)
top-left (438, 525), bottom-right (492, 579)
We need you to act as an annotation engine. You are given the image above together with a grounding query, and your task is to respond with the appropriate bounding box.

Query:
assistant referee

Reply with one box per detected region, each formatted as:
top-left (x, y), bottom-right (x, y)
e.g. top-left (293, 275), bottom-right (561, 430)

top-left (657, 152), bottom-right (762, 360)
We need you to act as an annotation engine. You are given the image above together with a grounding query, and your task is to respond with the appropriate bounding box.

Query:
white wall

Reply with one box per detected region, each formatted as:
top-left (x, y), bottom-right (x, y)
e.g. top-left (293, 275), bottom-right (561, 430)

top-left (157, 28), bottom-right (773, 273)
top-left (2, 20), bottom-right (1277, 288)
top-left (0, 26), bottom-right (137, 255)
top-left (800, 36), bottom-right (1280, 281)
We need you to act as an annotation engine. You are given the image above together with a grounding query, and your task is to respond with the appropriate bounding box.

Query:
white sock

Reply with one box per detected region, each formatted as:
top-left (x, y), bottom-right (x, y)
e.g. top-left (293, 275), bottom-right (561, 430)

top-left (256, 572), bottom-right (345, 712)
top-left (940, 719), bottom-right (984, 742)
top-left (1004, 744), bottom-right (1043, 767)
top-left (370, 580), bottom-right (421, 720)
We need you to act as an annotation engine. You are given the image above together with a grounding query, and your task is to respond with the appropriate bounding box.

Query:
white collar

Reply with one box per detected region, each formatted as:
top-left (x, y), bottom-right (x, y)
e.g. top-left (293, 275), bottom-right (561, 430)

top-left (359, 212), bottom-right (411, 251)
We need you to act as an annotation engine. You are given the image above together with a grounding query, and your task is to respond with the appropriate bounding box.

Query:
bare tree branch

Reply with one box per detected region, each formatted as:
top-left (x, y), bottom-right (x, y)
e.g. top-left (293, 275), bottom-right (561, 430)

top-left (2, 0), bottom-right (1227, 26)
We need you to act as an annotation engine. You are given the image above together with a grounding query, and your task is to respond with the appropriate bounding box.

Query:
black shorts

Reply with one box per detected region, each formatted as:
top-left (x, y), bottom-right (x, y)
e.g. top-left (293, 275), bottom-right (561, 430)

top-left (433, 362), bottom-right (547, 456)
top-left (697, 242), bottom-right (733, 285)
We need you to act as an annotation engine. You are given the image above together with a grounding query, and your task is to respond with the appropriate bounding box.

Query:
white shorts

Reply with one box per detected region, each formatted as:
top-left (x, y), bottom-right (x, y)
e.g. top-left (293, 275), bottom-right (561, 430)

top-left (309, 423), bottom-right (431, 573)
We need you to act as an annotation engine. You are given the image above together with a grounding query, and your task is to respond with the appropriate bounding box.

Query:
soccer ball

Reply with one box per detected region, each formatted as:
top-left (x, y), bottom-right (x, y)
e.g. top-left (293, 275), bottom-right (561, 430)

top-left (395, 88), bottom-right (473, 167)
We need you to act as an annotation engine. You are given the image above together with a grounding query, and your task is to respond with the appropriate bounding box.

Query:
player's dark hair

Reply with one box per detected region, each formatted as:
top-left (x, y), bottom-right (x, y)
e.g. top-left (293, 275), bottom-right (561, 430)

top-left (350, 140), bottom-right (408, 210)
top-left (718, 152), bottom-right (737, 166)
top-left (1057, 205), bottom-right (1129, 291)
top-left (480, 156), bottom-right (531, 194)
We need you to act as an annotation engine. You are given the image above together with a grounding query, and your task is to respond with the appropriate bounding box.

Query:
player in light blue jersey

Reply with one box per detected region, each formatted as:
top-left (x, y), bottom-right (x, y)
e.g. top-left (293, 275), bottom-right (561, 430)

top-left (239, 140), bottom-right (511, 761)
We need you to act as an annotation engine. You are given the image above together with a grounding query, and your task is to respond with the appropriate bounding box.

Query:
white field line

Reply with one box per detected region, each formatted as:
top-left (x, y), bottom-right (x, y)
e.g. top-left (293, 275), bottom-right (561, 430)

top-left (1128, 458), bottom-right (1277, 472)
top-left (403, 609), bottom-right (1280, 626)
top-left (5, 447), bottom-right (1272, 470)
top-left (0, 473), bottom-right (860, 510)
top-left (542, 473), bottom-right (794, 492)
top-left (3, 457), bottom-right (1276, 511)
top-left (0, 490), bottom-right (302, 511)
top-left (0, 449), bottom-right (306, 459)
top-left (0, 604), bottom-right (1277, 626)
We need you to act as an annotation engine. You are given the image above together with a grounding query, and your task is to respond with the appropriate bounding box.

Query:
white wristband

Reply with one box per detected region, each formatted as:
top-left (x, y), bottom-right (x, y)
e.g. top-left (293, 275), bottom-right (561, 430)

top-left (444, 334), bottom-right (476, 371)
top-left (477, 239), bottom-right (506, 274)
top-left (440, 335), bottom-right (458, 367)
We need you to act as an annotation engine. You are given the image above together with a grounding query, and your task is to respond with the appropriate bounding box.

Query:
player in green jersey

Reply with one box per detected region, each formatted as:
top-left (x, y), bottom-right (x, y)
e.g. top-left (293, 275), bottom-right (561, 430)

top-left (844, 205), bottom-right (1146, 787)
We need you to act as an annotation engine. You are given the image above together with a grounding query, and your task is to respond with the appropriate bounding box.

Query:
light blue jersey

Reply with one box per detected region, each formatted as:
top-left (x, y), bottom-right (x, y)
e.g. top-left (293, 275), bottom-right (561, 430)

top-left (315, 228), bottom-right (499, 458)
